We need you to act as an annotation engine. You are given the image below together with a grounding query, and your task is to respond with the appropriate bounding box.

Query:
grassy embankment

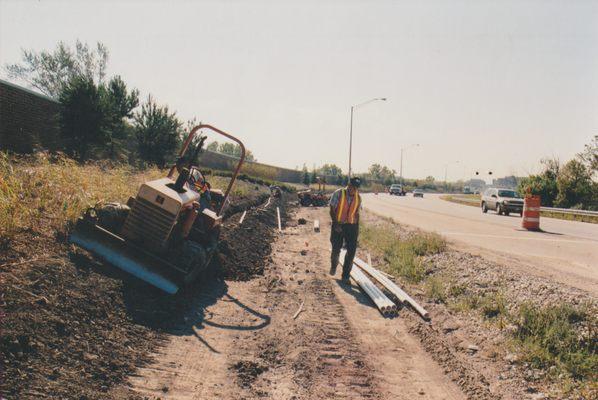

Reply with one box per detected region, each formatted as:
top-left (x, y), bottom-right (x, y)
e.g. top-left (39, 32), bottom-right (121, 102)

top-left (440, 194), bottom-right (598, 224)
top-left (0, 152), bottom-right (267, 240)
top-left (360, 220), bottom-right (597, 397)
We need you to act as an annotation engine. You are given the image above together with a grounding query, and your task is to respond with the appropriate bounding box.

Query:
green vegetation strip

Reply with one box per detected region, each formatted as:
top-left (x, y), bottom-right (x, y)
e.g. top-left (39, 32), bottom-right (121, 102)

top-left (361, 221), bottom-right (597, 393)
top-left (360, 224), bottom-right (446, 283)
top-left (440, 195), bottom-right (598, 224)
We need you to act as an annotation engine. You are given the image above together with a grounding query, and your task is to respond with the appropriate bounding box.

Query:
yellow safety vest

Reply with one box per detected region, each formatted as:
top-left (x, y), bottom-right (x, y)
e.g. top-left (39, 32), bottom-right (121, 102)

top-left (335, 189), bottom-right (360, 224)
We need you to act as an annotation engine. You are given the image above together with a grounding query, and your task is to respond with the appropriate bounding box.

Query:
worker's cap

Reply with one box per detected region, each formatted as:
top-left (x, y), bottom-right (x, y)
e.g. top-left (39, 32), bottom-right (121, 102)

top-left (349, 177), bottom-right (362, 188)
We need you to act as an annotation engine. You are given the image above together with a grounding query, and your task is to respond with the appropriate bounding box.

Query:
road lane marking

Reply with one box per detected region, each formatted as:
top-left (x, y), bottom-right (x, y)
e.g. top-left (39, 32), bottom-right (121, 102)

top-left (440, 232), bottom-right (589, 244)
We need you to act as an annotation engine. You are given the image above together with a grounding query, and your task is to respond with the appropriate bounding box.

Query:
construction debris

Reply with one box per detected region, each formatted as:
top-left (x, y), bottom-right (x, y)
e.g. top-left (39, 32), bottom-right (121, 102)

top-left (292, 300), bottom-right (305, 319)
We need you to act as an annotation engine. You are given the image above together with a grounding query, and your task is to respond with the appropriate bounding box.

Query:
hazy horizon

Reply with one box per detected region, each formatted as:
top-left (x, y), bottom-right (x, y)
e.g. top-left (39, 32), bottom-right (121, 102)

top-left (1, 0), bottom-right (597, 181)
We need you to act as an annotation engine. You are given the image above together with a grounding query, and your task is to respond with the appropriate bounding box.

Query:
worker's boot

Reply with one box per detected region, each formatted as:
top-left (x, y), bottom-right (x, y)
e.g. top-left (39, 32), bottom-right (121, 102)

top-left (341, 260), bottom-right (352, 283)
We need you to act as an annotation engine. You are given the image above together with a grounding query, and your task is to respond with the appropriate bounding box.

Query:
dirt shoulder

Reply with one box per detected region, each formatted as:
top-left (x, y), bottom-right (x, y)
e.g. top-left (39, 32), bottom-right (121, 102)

top-left (119, 206), bottom-right (466, 400)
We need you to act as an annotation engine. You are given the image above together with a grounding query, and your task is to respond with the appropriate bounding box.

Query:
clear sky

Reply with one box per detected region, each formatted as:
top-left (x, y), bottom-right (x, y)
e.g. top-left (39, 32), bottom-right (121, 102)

top-left (1, 0), bottom-right (597, 181)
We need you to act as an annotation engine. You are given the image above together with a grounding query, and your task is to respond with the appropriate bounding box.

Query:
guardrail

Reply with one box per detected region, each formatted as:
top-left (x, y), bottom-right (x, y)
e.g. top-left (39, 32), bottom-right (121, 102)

top-left (540, 207), bottom-right (598, 216)
top-left (450, 195), bottom-right (598, 217)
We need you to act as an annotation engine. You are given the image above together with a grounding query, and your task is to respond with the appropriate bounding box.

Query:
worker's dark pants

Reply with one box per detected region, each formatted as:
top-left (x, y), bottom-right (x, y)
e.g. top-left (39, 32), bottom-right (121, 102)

top-left (330, 223), bottom-right (359, 279)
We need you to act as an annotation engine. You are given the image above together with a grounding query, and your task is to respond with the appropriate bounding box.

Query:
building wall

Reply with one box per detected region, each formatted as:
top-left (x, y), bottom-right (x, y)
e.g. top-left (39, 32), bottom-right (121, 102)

top-left (0, 79), bottom-right (62, 153)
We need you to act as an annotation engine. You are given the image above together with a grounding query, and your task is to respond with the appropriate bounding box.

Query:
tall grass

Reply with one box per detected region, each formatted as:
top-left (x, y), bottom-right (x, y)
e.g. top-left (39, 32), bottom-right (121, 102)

top-left (0, 152), bottom-right (164, 238)
top-left (360, 224), bottom-right (446, 282)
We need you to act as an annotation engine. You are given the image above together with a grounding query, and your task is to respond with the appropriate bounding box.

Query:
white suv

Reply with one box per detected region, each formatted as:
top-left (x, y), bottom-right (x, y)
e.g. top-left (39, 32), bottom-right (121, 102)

top-left (481, 188), bottom-right (524, 216)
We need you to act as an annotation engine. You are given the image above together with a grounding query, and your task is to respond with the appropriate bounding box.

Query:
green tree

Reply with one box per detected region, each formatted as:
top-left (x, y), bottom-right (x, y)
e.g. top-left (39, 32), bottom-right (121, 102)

top-left (555, 159), bottom-right (595, 209)
top-left (311, 169), bottom-right (317, 183)
top-left (578, 135), bottom-right (598, 175)
top-left (5, 40), bottom-right (109, 98)
top-left (217, 142), bottom-right (255, 162)
top-left (101, 76), bottom-right (139, 159)
top-left (58, 76), bottom-right (106, 160)
top-left (517, 158), bottom-right (560, 206)
top-left (207, 141), bottom-right (219, 152)
top-left (319, 163), bottom-right (343, 177)
top-left (302, 164), bottom-right (311, 185)
top-left (134, 96), bottom-right (182, 167)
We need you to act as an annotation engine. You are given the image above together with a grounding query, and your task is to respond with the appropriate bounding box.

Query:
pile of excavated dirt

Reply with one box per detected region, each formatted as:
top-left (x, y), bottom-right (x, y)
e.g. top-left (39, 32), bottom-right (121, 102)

top-left (218, 195), bottom-right (291, 281)
top-left (1, 189), bottom-right (293, 399)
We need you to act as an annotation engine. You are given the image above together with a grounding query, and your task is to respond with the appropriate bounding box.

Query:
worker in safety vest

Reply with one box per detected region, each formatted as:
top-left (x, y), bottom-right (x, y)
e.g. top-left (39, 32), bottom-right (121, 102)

top-left (329, 177), bottom-right (362, 282)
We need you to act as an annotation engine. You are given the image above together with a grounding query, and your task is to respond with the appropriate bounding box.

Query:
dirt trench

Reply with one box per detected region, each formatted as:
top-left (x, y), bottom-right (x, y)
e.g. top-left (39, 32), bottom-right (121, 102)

top-left (119, 206), bottom-right (465, 400)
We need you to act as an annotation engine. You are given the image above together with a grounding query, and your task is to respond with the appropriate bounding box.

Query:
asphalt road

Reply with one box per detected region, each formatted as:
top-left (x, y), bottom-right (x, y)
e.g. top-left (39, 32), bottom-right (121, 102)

top-left (362, 193), bottom-right (598, 295)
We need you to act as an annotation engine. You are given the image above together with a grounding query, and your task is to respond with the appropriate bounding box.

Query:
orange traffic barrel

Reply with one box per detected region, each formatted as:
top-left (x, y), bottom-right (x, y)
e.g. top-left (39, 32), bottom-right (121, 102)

top-left (522, 195), bottom-right (541, 231)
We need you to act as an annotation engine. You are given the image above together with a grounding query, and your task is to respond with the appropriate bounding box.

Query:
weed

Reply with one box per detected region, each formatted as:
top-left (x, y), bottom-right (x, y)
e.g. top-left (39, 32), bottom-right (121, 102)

top-left (426, 276), bottom-right (447, 303)
top-left (513, 302), bottom-right (597, 381)
top-left (360, 224), bottom-right (447, 283)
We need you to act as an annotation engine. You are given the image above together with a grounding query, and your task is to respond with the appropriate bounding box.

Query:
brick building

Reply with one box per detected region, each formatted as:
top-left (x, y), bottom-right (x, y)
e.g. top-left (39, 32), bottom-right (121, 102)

top-left (0, 79), bottom-right (61, 153)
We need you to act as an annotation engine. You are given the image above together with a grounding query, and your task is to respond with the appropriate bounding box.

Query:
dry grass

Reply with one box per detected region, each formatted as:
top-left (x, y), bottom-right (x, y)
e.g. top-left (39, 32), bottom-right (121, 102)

top-left (0, 152), bottom-right (164, 238)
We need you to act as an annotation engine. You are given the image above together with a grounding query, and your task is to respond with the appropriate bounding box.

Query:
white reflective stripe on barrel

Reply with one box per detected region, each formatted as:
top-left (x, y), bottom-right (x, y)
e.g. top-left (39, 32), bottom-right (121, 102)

top-left (524, 207), bottom-right (541, 212)
top-left (523, 217), bottom-right (540, 222)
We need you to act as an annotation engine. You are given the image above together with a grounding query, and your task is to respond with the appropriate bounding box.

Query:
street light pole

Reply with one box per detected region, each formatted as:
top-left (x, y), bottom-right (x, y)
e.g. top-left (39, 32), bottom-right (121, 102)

top-left (348, 97), bottom-right (386, 177)
top-left (349, 106), bottom-right (354, 177)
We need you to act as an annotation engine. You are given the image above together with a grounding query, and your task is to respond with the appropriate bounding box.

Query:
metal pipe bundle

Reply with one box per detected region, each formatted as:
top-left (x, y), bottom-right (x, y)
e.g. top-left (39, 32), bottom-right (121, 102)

top-left (352, 256), bottom-right (429, 319)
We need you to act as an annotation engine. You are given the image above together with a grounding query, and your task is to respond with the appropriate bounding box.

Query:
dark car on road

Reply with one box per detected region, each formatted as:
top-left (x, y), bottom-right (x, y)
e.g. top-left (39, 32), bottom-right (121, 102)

top-left (389, 184), bottom-right (406, 196)
top-left (481, 188), bottom-right (524, 216)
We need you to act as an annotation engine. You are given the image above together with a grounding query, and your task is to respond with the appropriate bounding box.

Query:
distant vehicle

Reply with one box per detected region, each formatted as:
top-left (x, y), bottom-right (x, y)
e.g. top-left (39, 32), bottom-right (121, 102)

top-left (481, 188), bottom-right (523, 216)
top-left (389, 184), bottom-right (406, 196)
top-left (413, 189), bottom-right (424, 198)
top-left (463, 186), bottom-right (473, 194)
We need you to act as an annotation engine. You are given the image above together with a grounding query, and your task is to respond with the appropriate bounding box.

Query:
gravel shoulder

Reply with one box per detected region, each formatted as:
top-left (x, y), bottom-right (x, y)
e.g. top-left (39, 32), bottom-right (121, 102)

top-left (360, 211), bottom-right (597, 400)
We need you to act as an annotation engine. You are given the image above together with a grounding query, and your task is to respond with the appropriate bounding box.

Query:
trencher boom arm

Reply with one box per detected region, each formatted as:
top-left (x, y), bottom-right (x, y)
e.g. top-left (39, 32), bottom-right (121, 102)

top-left (168, 124), bottom-right (246, 216)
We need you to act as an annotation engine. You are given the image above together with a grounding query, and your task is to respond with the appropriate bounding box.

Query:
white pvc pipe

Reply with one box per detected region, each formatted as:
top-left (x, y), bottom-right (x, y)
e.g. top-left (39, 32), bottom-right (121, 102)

top-left (352, 255), bottom-right (429, 319)
top-left (239, 210), bottom-right (247, 224)
top-left (350, 268), bottom-right (396, 317)
top-left (339, 249), bottom-right (396, 317)
top-left (276, 207), bottom-right (282, 232)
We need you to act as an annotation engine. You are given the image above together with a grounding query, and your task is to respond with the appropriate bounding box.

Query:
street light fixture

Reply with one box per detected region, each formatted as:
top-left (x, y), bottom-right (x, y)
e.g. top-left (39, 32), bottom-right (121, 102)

top-left (348, 97), bottom-right (387, 177)
top-left (399, 144), bottom-right (420, 184)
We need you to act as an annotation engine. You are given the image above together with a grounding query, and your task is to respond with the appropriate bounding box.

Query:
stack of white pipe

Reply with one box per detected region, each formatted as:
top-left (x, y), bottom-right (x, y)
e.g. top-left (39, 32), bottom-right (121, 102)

top-left (340, 249), bottom-right (397, 317)
top-left (350, 267), bottom-right (397, 317)
top-left (352, 256), bottom-right (429, 319)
